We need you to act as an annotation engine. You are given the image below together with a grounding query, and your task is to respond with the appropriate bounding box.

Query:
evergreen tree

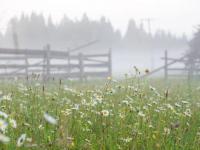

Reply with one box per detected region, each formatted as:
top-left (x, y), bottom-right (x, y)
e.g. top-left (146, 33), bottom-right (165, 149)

top-left (0, 13), bottom-right (187, 52)
top-left (190, 27), bottom-right (200, 54)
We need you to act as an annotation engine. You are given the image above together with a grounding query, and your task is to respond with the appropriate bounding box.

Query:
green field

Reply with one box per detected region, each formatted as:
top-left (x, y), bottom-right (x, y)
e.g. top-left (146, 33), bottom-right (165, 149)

top-left (0, 76), bottom-right (199, 150)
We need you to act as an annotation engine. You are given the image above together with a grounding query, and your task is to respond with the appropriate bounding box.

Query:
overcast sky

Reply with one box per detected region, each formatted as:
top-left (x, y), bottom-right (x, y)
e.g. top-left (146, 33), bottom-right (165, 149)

top-left (1, 0), bottom-right (200, 38)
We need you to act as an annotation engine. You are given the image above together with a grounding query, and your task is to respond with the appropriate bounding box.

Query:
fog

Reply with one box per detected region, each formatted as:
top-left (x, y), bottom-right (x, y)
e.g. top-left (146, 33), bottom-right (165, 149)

top-left (113, 47), bottom-right (188, 77)
top-left (1, 0), bottom-right (200, 37)
top-left (0, 0), bottom-right (198, 78)
top-left (1, 1), bottom-right (200, 149)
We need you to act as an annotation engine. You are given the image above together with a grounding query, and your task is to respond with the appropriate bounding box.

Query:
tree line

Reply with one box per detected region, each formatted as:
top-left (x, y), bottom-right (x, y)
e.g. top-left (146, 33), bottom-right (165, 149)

top-left (190, 26), bottom-right (200, 53)
top-left (0, 13), bottom-right (188, 52)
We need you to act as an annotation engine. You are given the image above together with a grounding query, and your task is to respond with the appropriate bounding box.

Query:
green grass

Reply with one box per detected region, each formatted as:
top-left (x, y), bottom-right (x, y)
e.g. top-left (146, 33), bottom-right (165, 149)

top-left (0, 77), bottom-right (199, 149)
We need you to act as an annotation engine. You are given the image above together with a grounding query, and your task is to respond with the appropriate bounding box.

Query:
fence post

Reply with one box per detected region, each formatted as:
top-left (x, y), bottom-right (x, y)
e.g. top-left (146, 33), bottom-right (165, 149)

top-left (164, 50), bottom-right (168, 81)
top-left (67, 51), bottom-right (71, 78)
top-left (108, 49), bottom-right (112, 78)
top-left (25, 49), bottom-right (29, 78)
top-left (188, 59), bottom-right (194, 82)
top-left (46, 44), bottom-right (50, 80)
top-left (43, 44), bottom-right (50, 82)
top-left (42, 46), bottom-right (46, 82)
top-left (79, 53), bottom-right (84, 81)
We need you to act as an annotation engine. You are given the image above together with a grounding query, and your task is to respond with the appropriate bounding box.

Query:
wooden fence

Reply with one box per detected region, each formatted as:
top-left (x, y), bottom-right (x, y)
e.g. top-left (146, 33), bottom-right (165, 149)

top-left (0, 46), bottom-right (112, 81)
top-left (142, 50), bottom-right (194, 80)
top-left (161, 50), bottom-right (197, 80)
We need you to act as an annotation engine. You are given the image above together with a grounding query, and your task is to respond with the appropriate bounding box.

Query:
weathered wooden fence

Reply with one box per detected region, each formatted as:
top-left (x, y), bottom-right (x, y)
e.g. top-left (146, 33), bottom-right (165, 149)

top-left (0, 46), bottom-right (112, 80)
top-left (142, 50), bottom-right (195, 80)
top-left (161, 50), bottom-right (198, 80)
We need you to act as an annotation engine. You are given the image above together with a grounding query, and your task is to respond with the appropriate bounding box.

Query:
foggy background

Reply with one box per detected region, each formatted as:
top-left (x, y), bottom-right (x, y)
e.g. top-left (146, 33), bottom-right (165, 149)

top-left (1, 0), bottom-right (198, 77)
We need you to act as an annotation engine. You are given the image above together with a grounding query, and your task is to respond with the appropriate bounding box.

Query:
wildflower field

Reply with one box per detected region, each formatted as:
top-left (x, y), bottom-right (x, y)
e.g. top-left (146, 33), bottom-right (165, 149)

top-left (0, 76), bottom-right (200, 150)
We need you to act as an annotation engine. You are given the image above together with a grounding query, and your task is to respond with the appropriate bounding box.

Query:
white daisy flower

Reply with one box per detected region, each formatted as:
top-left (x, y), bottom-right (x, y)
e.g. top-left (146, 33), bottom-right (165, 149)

top-left (0, 119), bottom-right (8, 133)
top-left (184, 109), bottom-right (192, 117)
top-left (181, 101), bottom-right (189, 104)
top-left (166, 104), bottom-right (174, 110)
top-left (9, 119), bottom-right (17, 128)
top-left (163, 127), bottom-right (171, 135)
top-left (26, 137), bottom-right (32, 142)
top-left (149, 86), bottom-right (156, 91)
top-left (17, 133), bottom-right (26, 147)
top-left (121, 137), bottom-right (132, 143)
top-left (122, 100), bottom-right (129, 105)
top-left (175, 103), bottom-right (181, 108)
top-left (0, 111), bottom-right (8, 119)
top-left (44, 113), bottom-right (57, 125)
top-left (2, 94), bottom-right (12, 101)
top-left (71, 104), bottom-right (79, 110)
top-left (138, 111), bottom-right (145, 117)
top-left (0, 133), bottom-right (10, 143)
top-left (100, 110), bottom-right (109, 117)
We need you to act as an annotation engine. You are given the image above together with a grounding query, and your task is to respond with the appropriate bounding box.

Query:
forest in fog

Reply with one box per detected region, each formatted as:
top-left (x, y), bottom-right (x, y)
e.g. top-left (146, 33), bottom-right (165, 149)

top-left (0, 13), bottom-right (187, 51)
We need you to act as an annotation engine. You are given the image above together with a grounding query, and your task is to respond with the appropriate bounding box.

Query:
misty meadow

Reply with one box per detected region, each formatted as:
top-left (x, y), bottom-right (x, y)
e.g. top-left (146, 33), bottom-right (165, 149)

top-left (0, 0), bottom-right (200, 149)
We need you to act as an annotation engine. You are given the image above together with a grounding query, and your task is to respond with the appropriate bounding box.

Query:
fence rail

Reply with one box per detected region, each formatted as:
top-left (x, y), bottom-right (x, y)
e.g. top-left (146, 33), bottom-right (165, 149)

top-left (0, 46), bottom-right (112, 80)
top-left (143, 50), bottom-right (198, 81)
